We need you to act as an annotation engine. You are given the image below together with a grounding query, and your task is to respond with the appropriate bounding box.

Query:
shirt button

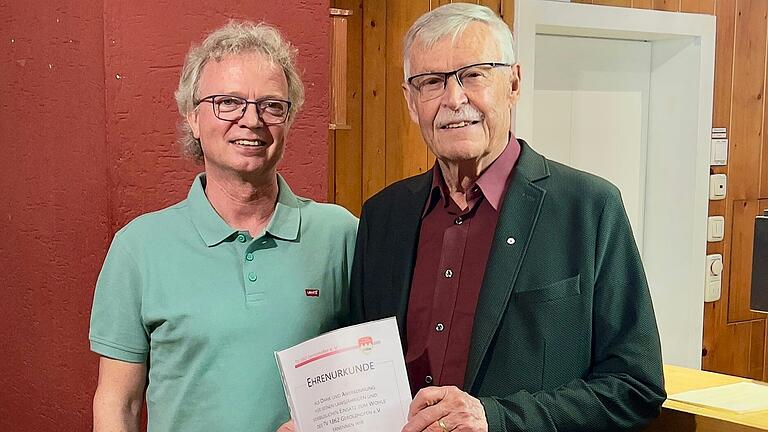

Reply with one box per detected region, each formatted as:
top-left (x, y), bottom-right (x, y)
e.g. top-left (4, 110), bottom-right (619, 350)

top-left (435, 323), bottom-right (445, 332)
top-left (506, 237), bottom-right (516, 245)
top-left (444, 269), bottom-right (453, 278)
top-left (247, 272), bottom-right (257, 282)
top-left (454, 216), bottom-right (463, 225)
top-left (425, 375), bottom-right (433, 384)
top-left (237, 234), bottom-right (247, 243)
top-left (245, 253), bottom-right (254, 261)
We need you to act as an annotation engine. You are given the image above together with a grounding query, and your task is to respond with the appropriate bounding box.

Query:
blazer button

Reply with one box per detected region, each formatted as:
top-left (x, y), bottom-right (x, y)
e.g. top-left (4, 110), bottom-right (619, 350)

top-left (435, 323), bottom-right (445, 332)
top-left (425, 375), bottom-right (433, 384)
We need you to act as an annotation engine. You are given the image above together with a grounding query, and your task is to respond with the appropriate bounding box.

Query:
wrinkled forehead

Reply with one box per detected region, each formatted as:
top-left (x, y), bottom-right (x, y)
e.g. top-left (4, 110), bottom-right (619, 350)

top-left (408, 23), bottom-right (502, 74)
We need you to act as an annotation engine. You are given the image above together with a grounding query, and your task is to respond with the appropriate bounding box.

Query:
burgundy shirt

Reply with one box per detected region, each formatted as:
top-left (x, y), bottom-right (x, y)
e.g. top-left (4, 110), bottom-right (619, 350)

top-left (406, 137), bottom-right (521, 395)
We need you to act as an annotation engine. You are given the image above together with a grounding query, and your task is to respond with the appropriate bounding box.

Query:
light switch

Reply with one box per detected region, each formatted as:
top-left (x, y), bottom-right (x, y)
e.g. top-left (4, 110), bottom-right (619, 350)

top-left (710, 139), bottom-right (728, 166)
top-left (709, 174), bottom-right (727, 200)
top-left (705, 254), bottom-right (723, 302)
top-left (707, 216), bottom-right (725, 242)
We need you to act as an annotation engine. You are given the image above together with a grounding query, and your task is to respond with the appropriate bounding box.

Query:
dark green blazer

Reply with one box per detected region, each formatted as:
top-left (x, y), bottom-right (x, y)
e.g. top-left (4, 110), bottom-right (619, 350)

top-left (349, 140), bottom-right (666, 431)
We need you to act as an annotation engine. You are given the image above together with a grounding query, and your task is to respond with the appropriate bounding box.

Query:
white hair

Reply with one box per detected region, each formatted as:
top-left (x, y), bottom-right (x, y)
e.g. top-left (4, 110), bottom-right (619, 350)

top-left (403, 3), bottom-right (516, 79)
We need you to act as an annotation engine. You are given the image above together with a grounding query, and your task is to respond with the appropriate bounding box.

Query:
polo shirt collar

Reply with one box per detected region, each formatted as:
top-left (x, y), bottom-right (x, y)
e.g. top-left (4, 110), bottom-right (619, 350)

top-left (186, 173), bottom-right (300, 247)
top-left (264, 174), bottom-right (300, 241)
top-left (187, 173), bottom-right (237, 247)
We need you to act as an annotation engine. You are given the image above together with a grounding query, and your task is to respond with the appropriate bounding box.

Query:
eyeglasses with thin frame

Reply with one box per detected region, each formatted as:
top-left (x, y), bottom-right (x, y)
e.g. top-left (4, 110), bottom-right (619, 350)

top-left (195, 95), bottom-right (292, 125)
top-left (407, 62), bottom-right (513, 102)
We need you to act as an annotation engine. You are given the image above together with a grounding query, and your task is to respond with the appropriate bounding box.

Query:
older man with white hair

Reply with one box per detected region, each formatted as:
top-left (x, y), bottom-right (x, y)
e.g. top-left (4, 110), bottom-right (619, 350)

top-left (349, 4), bottom-right (665, 432)
top-left (89, 21), bottom-right (357, 432)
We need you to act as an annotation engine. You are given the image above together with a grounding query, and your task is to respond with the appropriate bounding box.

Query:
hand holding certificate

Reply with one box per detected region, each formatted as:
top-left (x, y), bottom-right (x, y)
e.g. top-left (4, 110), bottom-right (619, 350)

top-left (275, 317), bottom-right (412, 432)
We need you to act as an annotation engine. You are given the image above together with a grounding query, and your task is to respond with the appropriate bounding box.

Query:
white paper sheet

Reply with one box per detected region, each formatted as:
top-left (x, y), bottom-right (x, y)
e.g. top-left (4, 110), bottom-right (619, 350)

top-left (275, 317), bottom-right (412, 432)
top-left (668, 381), bottom-right (768, 414)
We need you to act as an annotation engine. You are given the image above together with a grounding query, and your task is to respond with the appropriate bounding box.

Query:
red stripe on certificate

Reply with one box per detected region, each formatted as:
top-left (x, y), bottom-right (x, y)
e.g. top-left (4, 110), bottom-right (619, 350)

top-left (294, 345), bottom-right (358, 368)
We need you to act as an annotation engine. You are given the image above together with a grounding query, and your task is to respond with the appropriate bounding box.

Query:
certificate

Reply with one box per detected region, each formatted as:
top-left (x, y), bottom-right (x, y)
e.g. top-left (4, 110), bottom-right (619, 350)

top-left (275, 317), bottom-right (412, 432)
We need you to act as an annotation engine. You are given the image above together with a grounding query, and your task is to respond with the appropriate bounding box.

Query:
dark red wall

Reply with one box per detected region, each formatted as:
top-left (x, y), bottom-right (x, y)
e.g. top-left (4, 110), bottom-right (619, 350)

top-left (0, 1), bottom-right (330, 430)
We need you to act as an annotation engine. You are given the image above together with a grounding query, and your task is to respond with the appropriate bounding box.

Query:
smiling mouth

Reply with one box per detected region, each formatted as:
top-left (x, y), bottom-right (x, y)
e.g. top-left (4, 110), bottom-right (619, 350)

top-left (440, 120), bottom-right (480, 130)
top-left (232, 139), bottom-right (267, 147)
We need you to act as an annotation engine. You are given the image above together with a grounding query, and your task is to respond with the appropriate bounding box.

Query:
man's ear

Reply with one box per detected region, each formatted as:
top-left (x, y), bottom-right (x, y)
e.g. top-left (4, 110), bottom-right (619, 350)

top-left (186, 109), bottom-right (201, 139)
top-left (402, 83), bottom-right (421, 125)
top-left (508, 63), bottom-right (522, 105)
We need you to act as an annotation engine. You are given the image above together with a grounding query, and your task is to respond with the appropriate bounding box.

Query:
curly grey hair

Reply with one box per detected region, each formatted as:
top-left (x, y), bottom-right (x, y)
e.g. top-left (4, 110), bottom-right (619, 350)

top-left (175, 20), bottom-right (305, 162)
top-left (403, 3), bottom-right (516, 79)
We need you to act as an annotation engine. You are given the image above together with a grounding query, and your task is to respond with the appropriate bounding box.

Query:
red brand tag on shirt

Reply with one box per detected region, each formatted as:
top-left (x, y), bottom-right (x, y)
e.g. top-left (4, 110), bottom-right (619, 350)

top-left (305, 289), bottom-right (320, 297)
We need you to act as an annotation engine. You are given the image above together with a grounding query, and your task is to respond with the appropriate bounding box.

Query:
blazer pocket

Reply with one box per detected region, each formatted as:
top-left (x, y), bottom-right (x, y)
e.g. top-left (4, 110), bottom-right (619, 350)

top-left (515, 274), bottom-right (581, 304)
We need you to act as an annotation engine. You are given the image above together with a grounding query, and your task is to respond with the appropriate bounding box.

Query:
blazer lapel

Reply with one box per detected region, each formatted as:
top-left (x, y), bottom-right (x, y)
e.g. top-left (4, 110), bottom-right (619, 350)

top-left (465, 140), bottom-right (550, 391)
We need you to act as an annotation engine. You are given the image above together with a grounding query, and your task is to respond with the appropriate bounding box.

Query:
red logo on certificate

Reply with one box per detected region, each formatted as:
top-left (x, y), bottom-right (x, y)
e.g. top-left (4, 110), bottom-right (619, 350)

top-left (305, 289), bottom-right (320, 297)
top-left (358, 336), bottom-right (374, 353)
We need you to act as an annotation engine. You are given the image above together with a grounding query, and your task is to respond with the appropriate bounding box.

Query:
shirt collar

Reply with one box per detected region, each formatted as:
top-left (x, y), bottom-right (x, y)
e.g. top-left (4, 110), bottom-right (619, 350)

top-left (186, 173), bottom-right (300, 247)
top-left (264, 174), bottom-right (300, 241)
top-left (475, 134), bottom-right (521, 210)
top-left (424, 134), bottom-right (521, 215)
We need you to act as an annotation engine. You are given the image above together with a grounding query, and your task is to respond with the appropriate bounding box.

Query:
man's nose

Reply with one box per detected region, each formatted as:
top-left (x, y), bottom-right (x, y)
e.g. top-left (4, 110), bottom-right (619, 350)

top-left (441, 74), bottom-right (468, 109)
top-left (238, 102), bottom-right (264, 127)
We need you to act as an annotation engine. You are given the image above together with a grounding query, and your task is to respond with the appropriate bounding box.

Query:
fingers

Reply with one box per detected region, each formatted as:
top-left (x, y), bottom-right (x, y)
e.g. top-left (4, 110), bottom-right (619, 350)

top-left (408, 386), bottom-right (450, 419)
top-left (403, 403), bottom-right (449, 432)
top-left (276, 420), bottom-right (296, 432)
top-left (401, 386), bottom-right (488, 432)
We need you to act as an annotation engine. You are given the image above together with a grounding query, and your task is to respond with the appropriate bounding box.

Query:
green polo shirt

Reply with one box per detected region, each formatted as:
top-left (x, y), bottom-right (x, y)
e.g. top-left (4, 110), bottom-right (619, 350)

top-left (89, 173), bottom-right (358, 432)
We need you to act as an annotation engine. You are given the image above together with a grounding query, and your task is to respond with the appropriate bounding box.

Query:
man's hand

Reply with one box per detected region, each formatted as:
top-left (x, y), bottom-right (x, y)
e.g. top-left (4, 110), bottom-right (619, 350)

top-left (401, 386), bottom-right (488, 432)
top-left (276, 420), bottom-right (296, 432)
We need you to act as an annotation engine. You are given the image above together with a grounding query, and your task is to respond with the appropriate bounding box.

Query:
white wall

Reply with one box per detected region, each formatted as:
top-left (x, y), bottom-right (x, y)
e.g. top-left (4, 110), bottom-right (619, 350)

top-left (516, 0), bottom-right (715, 369)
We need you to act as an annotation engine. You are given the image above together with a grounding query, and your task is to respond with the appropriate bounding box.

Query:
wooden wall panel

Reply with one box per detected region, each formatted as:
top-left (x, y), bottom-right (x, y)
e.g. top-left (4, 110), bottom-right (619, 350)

top-left (330, 4), bottom-right (363, 214)
top-left (751, 319), bottom-right (766, 380)
top-left (362, 0), bottom-right (388, 202)
top-left (711, 0), bottom-right (736, 130)
top-left (478, 0), bottom-right (502, 13)
top-left (763, 143), bottom-right (768, 198)
top-left (763, 47), bottom-right (768, 201)
top-left (703, 0), bottom-right (768, 381)
top-left (501, 0), bottom-right (514, 31)
top-left (632, 0), bottom-right (653, 8)
top-left (329, 130), bottom-right (336, 202)
top-left (702, 0), bottom-right (768, 380)
top-left (701, 0), bottom-right (735, 363)
top-left (680, 0), bottom-right (714, 13)
top-left (728, 200), bottom-right (767, 322)
top-left (652, 0), bottom-right (680, 11)
top-left (595, 0), bottom-right (632, 7)
top-left (703, 318), bottom-right (763, 379)
top-left (385, 1), bottom-right (430, 184)
top-left (729, 0), bottom-right (767, 201)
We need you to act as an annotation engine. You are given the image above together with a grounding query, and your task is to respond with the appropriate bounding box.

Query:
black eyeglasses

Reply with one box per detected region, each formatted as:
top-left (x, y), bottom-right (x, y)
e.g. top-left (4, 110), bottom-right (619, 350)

top-left (407, 62), bottom-right (512, 102)
top-left (195, 95), bottom-right (292, 125)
